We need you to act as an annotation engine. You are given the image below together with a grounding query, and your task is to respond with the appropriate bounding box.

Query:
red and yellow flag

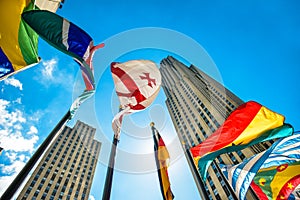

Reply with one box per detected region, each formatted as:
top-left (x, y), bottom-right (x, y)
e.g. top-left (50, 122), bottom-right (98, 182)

top-left (152, 124), bottom-right (174, 200)
top-left (190, 101), bottom-right (286, 180)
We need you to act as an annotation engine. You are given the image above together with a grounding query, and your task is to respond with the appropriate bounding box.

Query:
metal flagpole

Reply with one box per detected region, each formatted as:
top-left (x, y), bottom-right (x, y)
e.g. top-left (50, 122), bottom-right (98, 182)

top-left (185, 147), bottom-right (210, 200)
top-left (0, 111), bottom-right (71, 200)
top-left (102, 135), bottom-right (119, 200)
top-left (102, 107), bottom-right (122, 200)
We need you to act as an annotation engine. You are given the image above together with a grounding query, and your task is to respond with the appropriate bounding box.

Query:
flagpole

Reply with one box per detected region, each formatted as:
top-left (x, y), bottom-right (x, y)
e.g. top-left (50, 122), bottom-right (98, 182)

top-left (102, 107), bottom-right (122, 200)
top-left (213, 160), bottom-right (239, 200)
top-left (150, 122), bottom-right (167, 200)
top-left (102, 136), bottom-right (118, 200)
top-left (0, 111), bottom-right (71, 200)
top-left (213, 159), bottom-right (258, 200)
top-left (185, 147), bottom-right (210, 200)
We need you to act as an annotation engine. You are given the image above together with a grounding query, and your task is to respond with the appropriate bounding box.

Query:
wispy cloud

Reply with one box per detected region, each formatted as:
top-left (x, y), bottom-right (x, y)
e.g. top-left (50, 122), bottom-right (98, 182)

top-left (0, 160), bottom-right (26, 175)
top-left (35, 58), bottom-right (75, 89)
top-left (0, 174), bottom-right (18, 196)
top-left (0, 98), bottom-right (40, 196)
top-left (27, 126), bottom-right (38, 135)
top-left (0, 99), bottom-right (39, 153)
top-left (3, 77), bottom-right (23, 90)
top-left (0, 99), bottom-right (26, 128)
top-left (41, 58), bottom-right (57, 79)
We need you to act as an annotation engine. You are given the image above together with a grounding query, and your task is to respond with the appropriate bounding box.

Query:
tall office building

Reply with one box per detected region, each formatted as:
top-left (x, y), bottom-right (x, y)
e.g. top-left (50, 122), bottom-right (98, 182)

top-left (160, 56), bottom-right (273, 199)
top-left (17, 121), bottom-right (101, 200)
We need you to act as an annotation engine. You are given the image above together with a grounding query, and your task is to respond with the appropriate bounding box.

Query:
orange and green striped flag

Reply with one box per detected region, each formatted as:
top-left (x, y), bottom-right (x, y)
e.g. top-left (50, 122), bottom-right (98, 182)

top-left (0, 0), bottom-right (39, 80)
top-left (190, 101), bottom-right (291, 180)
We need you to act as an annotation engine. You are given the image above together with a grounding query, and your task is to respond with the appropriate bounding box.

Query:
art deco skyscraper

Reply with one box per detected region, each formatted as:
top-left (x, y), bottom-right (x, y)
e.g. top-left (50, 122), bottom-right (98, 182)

top-left (160, 56), bottom-right (273, 199)
top-left (17, 121), bottom-right (101, 200)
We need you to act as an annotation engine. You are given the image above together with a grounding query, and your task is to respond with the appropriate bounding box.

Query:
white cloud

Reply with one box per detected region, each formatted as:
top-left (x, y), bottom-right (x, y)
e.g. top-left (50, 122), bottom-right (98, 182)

top-left (4, 152), bottom-right (18, 163)
top-left (13, 97), bottom-right (22, 104)
top-left (27, 126), bottom-right (38, 135)
top-left (0, 160), bottom-right (26, 175)
top-left (28, 110), bottom-right (44, 122)
top-left (42, 58), bottom-right (57, 79)
top-left (36, 58), bottom-right (75, 89)
top-left (0, 174), bottom-right (17, 196)
top-left (0, 99), bottom-right (26, 129)
top-left (0, 97), bottom-right (40, 197)
top-left (89, 195), bottom-right (96, 200)
top-left (0, 160), bottom-right (26, 196)
top-left (0, 98), bottom-right (39, 153)
top-left (4, 77), bottom-right (23, 90)
top-left (1, 132), bottom-right (39, 153)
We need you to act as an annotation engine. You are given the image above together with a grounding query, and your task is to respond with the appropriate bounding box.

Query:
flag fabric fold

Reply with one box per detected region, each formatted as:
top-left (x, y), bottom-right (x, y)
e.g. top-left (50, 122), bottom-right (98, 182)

top-left (251, 132), bottom-right (300, 200)
top-left (0, 0), bottom-right (39, 80)
top-left (251, 161), bottom-right (300, 200)
top-left (111, 60), bottom-right (161, 139)
top-left (190, 101), bottom-right (288, 180)
top-left (152, 125), bottom-right (174, 200)
top-left (224, 129), bottom-right (298, 200)
top-left (22, 10), bottom-right (105, 119)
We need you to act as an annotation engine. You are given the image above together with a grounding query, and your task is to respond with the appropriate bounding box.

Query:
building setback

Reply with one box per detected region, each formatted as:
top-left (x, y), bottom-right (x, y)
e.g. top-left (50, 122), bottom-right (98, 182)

top-left (160, 56), bottom-right (274, 200)
top-left (17, 121), bottom-right (101, 200)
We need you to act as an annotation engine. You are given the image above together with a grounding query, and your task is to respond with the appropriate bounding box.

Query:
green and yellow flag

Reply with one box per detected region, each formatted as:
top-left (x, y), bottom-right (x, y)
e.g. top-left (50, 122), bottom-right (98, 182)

top-left (0, 0), bottom-right (39, 80)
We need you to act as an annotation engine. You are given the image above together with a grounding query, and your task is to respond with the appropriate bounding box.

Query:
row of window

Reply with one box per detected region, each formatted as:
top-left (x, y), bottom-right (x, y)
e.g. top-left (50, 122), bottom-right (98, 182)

top-left (22, 124), bottom-right (99, 200)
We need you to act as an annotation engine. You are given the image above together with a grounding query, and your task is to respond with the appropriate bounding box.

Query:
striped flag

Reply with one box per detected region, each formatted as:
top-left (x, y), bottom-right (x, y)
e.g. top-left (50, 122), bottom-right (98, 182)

top-left (0, 0), bottom-right (39, 80)
top-left (224, 128), bottom-right (298, 200)
top-left (22, 10), bottom-right (104, 90)
top-left (151, 124), bottom-right (174, 200)
top-left (251, 132), bottom-right (300, 200)
top-left (190, 101), bottom-right (289, 180)
top-left (111, 60), bottom-right (161, 139)
top-left (22, 10), bottom-right (105, 118)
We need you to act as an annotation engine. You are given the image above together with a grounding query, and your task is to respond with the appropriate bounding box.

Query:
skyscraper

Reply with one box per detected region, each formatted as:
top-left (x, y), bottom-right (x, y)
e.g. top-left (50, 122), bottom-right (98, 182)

top-left (17, 121), bottom-right (101, 200)
top-left (160, 56), bottom-right (274, 199)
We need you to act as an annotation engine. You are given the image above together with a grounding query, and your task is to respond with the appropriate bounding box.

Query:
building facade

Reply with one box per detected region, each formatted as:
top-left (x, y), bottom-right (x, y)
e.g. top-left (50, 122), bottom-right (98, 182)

top-left (160, 56), bottom-right (273, 199)
top-left (17, 121), bottom-right (101, 200)
top-left (35, 0), bottom-right (64, 12)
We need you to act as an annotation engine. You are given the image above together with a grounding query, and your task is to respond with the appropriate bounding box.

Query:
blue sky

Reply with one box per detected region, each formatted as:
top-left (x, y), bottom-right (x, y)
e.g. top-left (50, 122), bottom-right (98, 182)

top-left (1, 1), bottom-right (300, 200)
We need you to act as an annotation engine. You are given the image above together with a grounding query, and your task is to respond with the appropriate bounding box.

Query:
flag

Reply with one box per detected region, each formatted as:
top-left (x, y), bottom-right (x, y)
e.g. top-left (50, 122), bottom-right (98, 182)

top-left (151, 124), bottom-right (174, 200)
top-left (22, 10), bottom-right (105, 90)
top-left (251, 132), bottom-right (300, 200)
top-left (224, 128), bottom-right (298, 200)
top-left (0, 0), bottom-right (39, 80)
top-left (111, 60), bottom-right (161, 139)
top-left (22, 10), bottom-right (105, 118)
top-left (190, 101), bottom-right (288, 180)
top-left (251, 161), bottom-right (300, 200)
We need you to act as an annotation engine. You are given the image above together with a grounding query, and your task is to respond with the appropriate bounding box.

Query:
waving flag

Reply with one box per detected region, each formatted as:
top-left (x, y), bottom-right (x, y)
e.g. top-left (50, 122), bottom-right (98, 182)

top-left (22, 10), bottom-right (105, 118)
top-left (0, 0), bottom-right (39, 80)
top-left (251, 161), bottom-right (300, 200)
top-left (111, 60), bottom-right (161, 138)
top-left (22, 10), bottom-right (104, 91)
top-left (190, 101), bottom-right (289, 180)
top-left (251, 132), bottom-right (300, 200)
top-left (224, 127), bottom-right (297, 200)
top-left (151, 123), bottom-right (174, 200)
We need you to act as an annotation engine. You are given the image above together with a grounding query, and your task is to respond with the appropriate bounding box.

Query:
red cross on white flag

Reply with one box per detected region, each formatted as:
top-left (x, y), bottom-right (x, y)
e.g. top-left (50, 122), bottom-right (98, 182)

top-left (111, 60), bottom-right (161, 138)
